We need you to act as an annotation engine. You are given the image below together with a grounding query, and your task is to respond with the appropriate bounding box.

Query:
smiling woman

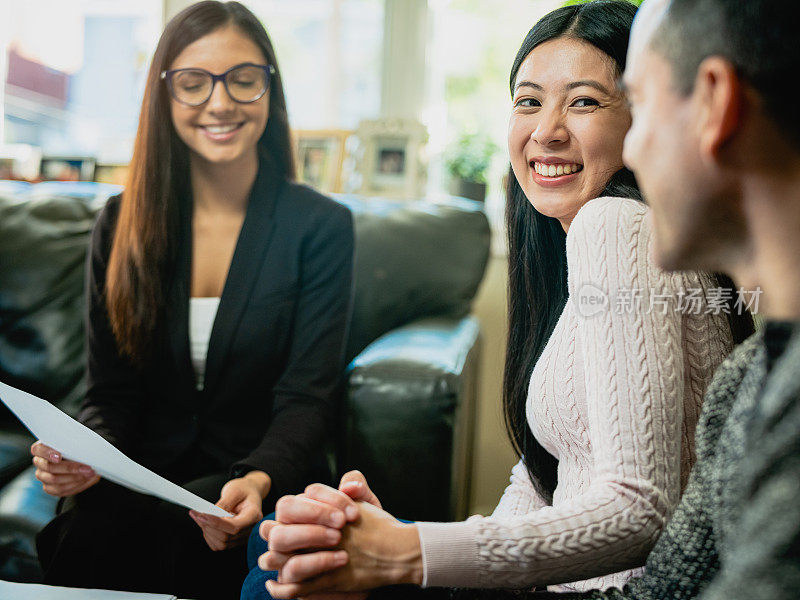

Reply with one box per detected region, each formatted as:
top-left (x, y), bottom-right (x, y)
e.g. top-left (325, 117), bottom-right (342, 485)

top-left (238, 2), bottom-right (753, 599)
top-left (508, 37), bottom-right (630, 227)
top-left (166, 27), bottom-right (272, 167)
top-left (31, 2), bottom-right (355, 599)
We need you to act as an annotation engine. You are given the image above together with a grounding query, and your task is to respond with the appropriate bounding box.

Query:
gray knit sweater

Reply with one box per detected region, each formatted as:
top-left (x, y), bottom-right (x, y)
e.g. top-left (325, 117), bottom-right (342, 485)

top-left (450, 323), bottom-right (800, 600)
top-left (588, 321), bottom-right (800, 600)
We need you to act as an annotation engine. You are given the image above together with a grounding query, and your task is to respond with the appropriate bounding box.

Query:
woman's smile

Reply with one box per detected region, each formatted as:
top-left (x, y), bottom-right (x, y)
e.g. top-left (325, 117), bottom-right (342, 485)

top-left (530, 157), bottom-right (584, 187)
top-left (197, 121), bottom-right (246, 142)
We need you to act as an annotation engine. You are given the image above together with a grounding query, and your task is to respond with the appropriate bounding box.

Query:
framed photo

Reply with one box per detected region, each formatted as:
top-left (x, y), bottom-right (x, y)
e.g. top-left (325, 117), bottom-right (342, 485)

top-left (40, 156), bottom-right (97, 181)
top-left (0, 143), bottom-right (42, 181)
top-left (293, 130), bottom-right (351, 193)
top-left (94, 163), bottom-right (129, 186)
top-left (353, 119), bottom-right (428, 198)
top-left (0, 157), bottom-right (14, 181)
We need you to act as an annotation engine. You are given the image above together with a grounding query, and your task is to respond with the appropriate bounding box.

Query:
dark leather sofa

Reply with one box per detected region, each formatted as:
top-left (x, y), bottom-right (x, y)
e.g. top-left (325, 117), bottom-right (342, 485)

top-left (0, 180), bottom-right (490, 582)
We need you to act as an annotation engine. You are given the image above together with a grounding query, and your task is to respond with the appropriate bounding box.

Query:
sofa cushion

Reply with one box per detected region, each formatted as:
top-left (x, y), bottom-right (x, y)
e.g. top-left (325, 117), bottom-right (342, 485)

top-left (0, 432), bottom-right (33, 488)
top-left (342, 316), bottom-right (480, 521)
top-left (0, 467), bottom-right (59, 582)
top-left (0, 183), bottom-right (120, 428)
top-left (336, 195), bottom-right (490, 362)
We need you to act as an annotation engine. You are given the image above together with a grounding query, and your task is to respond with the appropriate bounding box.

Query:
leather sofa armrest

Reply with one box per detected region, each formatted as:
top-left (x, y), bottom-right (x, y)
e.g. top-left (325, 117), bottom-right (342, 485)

top-left (0, 466), bottom-right (58, 581)
top-left (339, 316), bottom-right (480, 522)
top-left (0, 431), bottom-right (35, 488)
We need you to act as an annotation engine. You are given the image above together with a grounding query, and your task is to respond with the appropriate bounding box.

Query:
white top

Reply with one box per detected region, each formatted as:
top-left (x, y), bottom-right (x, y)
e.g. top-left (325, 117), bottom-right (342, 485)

top-left (415, 197), bottom-right (734, 591)
top-left (189, 297), bottom-right (220, 391)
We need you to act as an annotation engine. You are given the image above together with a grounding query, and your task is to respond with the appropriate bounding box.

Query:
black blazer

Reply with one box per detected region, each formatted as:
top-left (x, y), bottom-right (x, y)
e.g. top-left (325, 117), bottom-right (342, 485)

top-left (78, 161), bottom-right (355, 503)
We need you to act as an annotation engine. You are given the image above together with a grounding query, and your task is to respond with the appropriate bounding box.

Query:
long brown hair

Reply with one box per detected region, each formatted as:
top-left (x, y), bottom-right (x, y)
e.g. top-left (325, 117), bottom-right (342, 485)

top-left (106, 1), bottom-right (295, 364)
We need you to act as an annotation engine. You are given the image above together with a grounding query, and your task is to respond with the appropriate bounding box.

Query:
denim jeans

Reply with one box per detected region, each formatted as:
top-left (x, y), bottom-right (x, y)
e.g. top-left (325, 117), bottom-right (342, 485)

top-left (241, 513), bottom-right (278, 600)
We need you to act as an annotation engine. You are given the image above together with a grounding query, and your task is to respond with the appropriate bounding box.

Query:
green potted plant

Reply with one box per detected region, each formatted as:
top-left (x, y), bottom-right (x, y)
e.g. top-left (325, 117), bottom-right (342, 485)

top-left (446, 132), bottom-right (497, 202)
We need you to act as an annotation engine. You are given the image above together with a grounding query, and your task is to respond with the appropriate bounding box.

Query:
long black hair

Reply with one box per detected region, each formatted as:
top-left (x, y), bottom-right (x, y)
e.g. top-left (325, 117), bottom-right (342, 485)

top-left (502, 0), bottom-right (753, 504)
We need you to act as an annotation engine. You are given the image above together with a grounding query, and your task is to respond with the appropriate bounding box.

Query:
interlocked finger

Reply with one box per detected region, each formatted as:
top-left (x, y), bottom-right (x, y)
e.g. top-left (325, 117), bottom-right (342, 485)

top-left (269, 523), bottom-right (341, 553)
top-left (276, 495), bottom-right (346, 528)
top-left (259, 549), bottom-right (291, 571)
top-left (267, 568), bottom-right (346, 600)
top-left (279, 550), bottom-right (349, 585)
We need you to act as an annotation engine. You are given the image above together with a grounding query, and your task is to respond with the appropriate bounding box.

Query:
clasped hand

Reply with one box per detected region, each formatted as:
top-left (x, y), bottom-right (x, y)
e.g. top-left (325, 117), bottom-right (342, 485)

top-left (259, 471), bottom-right (423, 599)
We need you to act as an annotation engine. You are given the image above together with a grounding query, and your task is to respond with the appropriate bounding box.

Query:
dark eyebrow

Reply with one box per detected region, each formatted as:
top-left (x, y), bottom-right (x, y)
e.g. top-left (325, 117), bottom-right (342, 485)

top-left (513, 79), bottom-right (616, 96)
top-left (513, 81), bottom-right (543, 94)
top-left (565, 79), bottom-right (613, 95)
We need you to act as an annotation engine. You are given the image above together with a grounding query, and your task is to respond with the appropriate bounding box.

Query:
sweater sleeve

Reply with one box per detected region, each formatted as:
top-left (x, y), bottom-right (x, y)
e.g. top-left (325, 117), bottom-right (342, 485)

top-left (416, 197), bottom-right (692, 589)
top-left (491, 460), bottom-right (550, 518)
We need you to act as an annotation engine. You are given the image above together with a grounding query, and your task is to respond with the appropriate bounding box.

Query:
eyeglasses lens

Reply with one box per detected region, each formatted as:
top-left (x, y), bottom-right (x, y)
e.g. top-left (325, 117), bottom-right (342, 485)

top-left (225, 65), bottom-right (268, 102)
top-left (173, 70), bottom-right (213, 105)
top-left (172, 65), bottom-right (268, 105)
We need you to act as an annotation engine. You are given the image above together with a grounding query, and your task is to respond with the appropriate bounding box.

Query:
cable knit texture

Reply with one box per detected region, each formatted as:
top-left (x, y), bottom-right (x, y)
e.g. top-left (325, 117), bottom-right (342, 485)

top-left (416, 197), bottom-right (733, 590)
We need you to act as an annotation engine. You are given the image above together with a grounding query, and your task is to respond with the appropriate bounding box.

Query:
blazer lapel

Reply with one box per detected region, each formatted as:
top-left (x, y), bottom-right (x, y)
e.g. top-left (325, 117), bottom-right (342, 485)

top-left (202, 160), bottom-right (283, 397)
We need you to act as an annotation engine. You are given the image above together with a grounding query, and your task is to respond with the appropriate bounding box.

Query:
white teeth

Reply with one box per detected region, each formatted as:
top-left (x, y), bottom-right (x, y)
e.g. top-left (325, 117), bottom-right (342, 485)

top-left (533, 162), bottom-right (583, 177)
top-left (204, 124), bottom-right (239, 134)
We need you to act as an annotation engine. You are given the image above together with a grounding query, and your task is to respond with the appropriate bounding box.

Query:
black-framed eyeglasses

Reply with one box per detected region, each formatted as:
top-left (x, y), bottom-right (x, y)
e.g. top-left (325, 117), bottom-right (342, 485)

top-left (161, 63), bottom-right (275, 106)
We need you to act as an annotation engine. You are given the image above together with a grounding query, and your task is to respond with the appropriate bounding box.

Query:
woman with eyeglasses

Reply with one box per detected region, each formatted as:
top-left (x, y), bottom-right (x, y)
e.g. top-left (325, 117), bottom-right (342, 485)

top-left (31, 2), bottom-right (354, 598)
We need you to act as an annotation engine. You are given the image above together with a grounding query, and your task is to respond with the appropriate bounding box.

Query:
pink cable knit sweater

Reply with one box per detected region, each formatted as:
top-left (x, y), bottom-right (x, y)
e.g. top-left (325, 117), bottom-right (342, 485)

top-left (415, 197), bottom-right (734, 591)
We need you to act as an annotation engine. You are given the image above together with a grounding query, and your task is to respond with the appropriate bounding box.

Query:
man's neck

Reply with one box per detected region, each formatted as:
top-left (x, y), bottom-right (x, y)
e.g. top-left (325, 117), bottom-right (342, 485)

top-left (735, 163), bottom-right (800, 320)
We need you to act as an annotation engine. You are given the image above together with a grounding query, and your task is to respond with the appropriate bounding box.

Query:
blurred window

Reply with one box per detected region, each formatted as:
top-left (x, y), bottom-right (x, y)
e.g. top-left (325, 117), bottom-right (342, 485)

top-left (426, 0), bottom-right (562, 239)
top-left (0, 0), bottom-right (383, 163)
top-left (1, 0), bottom-right (162, 164)
top-left (246, 0), bottom-right (384, 129)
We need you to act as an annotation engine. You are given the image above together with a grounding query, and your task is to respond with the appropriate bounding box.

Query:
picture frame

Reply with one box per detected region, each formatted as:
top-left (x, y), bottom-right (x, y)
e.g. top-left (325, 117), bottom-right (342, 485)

top-left (353, 118), bottom-right (428, 198)
top-left (94, 163), bottom-right (129, 186)
top-left (0, 144), bottom-right (42, 181)
top-left (293, 129), bottom-right (351, 193)
top-left (0, 157), bottom-right (15, 181)
top-left (39, 155), bottom-right (97, 182)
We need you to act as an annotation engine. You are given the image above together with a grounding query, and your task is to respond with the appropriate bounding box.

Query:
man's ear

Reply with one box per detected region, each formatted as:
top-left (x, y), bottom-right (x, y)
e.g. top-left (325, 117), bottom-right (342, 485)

top-left (694, 56), bottom-right (743, 160)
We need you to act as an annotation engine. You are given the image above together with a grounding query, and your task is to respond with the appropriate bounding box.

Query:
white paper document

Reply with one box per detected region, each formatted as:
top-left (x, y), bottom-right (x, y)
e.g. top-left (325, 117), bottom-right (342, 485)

top-left (0, 380), bottom-right (231, 518)
top-left (0, 580), bottom-right (178, 600)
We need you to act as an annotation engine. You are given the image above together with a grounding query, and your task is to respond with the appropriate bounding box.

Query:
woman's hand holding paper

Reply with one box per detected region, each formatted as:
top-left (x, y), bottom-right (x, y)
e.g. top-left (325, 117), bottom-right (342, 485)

top-left (31, 441), bottom-right (100, 497)
top-left (190, 470), bottom-right (270, 551)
